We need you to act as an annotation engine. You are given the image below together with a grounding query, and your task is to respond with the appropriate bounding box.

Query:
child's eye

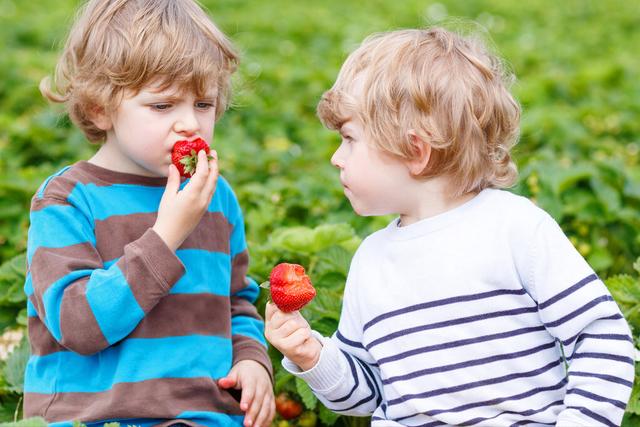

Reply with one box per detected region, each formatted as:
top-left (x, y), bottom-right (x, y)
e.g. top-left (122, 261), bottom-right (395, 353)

top-left (195, 102), bottom-right (215, 110)
top-left (151, 104), bottom-right (172, 111)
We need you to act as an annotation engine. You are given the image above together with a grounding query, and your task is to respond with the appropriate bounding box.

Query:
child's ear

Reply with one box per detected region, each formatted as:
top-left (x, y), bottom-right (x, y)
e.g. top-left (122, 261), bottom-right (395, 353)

top-left (406, 130), bottom-right (432, 175)
top-left (89, 105), bottom-right (112, 131)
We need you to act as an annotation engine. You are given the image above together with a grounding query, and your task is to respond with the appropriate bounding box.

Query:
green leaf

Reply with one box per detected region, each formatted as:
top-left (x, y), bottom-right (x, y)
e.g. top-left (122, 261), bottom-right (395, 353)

top-left (318, 404), bottom-right (341, 426)
top-left (295, 377), bottom-right (317, 410)
top-left (0, 418), bottom-right (47, 427)
top-left (3, 337), bottom-right (29, 393)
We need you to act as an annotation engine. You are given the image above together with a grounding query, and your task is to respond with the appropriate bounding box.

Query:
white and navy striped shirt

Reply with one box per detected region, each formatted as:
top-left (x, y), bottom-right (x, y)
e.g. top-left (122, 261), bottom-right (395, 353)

top-left (284, 189), bottom-right (634, 426)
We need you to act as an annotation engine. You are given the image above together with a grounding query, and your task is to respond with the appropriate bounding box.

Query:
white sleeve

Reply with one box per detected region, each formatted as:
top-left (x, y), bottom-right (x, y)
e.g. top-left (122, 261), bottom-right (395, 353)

top-left (282, 249), bottom-right (383, 416)
top-left (524, 214), bottom-right (635, 427)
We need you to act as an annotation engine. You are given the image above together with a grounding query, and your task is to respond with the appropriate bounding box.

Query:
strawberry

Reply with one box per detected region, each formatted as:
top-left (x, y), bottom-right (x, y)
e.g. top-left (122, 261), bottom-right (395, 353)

top-left (171, 137), bottom-right (212, 177)
top-left (262, 263), bottom-right (316, 312)
top-left (275, 392), bottom-right (304, 420)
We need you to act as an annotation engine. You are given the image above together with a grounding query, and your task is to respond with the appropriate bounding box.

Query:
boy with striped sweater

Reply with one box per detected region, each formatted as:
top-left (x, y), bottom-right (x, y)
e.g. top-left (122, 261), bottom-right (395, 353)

top-left (265, 28), bottom-right (635, 426)
top-left (24, 1), bottom-right (273, 426)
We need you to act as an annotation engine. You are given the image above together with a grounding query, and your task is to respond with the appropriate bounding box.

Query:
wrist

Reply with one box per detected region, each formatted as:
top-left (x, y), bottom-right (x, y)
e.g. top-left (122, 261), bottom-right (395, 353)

top-left (295, 337), bottom-right (323, 371)
top-left (151, 224), bottom-right (180, 251)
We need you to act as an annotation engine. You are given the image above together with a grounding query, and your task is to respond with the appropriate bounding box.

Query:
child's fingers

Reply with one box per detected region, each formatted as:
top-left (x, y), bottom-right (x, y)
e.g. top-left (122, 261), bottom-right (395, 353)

top-left (240, 382), bottom-right (256, 424)
top-left (252, 390), bottom-right (274, 427)
top-left (164, 164), bottom-right (180, 195)
top-left (187, 150), bottom-right (209, 189)
top-left (264, 302), bottom-right (276, 322)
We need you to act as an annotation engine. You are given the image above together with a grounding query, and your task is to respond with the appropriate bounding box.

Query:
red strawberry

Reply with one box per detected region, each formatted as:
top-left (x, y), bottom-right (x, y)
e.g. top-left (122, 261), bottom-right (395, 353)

top-left (263, 263), bottom-right (316, 312)
top-left (171, 137), bottom-right (212, 177)
top-left (275, 392), bottom-right (303, 420)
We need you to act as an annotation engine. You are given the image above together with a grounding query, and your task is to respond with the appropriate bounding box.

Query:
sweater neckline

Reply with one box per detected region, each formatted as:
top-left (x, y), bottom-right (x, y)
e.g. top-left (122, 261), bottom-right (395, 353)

top-left (75, 161), bottom-right (170, 186)
top-left (384, 189), bottom-right (494, 240)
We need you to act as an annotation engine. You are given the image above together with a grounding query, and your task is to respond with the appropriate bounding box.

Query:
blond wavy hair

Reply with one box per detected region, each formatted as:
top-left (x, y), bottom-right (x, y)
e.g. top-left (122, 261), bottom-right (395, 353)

top-left (41, 0), bottom-right (239, 143)
top-left (318, 27), bottom-right (520, 196)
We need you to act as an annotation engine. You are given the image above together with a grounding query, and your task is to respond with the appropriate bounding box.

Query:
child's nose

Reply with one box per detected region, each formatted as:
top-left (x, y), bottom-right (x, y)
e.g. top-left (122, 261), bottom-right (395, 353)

top-left (330, 145), bottom-right (345, 168)
top-left (173, 109), bottom-right (199, 135)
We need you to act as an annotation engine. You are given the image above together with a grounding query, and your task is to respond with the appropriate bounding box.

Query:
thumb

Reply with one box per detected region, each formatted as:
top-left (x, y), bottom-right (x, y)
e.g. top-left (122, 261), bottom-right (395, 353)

top-left (218, 370), bottom-right (239, 389)
top-left (164, 164), bottom-right (181, 195)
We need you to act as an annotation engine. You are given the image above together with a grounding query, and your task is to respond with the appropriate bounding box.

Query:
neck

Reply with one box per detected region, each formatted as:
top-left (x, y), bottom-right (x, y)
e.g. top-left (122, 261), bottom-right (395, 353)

top-left (398, 177), bottom-right (478, 226)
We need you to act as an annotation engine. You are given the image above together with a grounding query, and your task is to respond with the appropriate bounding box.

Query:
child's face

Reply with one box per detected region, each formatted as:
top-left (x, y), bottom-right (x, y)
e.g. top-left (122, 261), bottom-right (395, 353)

top-left (331, 119), bottom-right (414, 216)
top-left (99, 83), bottom-right (218, 177)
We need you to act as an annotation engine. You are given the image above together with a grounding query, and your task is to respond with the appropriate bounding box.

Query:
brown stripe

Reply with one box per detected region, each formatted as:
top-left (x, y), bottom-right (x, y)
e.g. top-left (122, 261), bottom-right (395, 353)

top-left (230, 250), bottom-right (250, 295)
top-left (31, 177), bottom-right (78, 212)
top-left (95, 211), bottom-right (231, 262)
top-left (59, 278), bottom-right (109, 355)
top-left (129, 293), bottom-right (231, 339)
top-left (232, 334), bottom-right (273, 379)
top-left (118, 229), bottom-right (183, 313)
top-left (29, 243), bottom-right (103, 297)
top-left (230, 296), bottom-right (262, 322)
top-left (28, 317), bottom-right (66, 356)
top-left (74, 161), bottom-right (168, 186)
top-left (181, 211), bottom-right (232, 252)
top-left (24, 377), bottom-right (243, 422)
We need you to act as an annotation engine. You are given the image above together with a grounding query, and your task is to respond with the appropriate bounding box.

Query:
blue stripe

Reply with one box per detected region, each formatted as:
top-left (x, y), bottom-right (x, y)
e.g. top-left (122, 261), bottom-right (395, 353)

top-left (231, 316), bottom-right (266, 347)
top-left (538, 274), bottom-right (598, 309)
top-left (364, 288), bottom-right (527, 331)
top-left (336, 330), bottom-right (365, 349)
top-left (544, 295), bottom-right (613, 328)
top-left (356, 356), bottom-right (382, 408)
top-left (570, 371), bottom-right (633, 388)
top-left (171, 249), bottom-right (231, 295)
top-left (42, 269), bottom-right (93, 340)
top-left (328, 350), bottom-right (360, 403)
top-left (72, 183), bottom-right (164, 220)
top-left (176, 411), bottom-right (244, 426)
top-left (28, 205), bottom-right (94, 262)
top-left (383, 341), bottom-right (557, 384)
top-left (233, 277), bottom-right (259, 303)
top-left (378, 325), bottom-right (546, 364)
top-left (567, 388), bottom-right (627, 410)
top-left (566, 406), bottom-right (616, 427)
top-left (459, 399), bottom-right (564, 426)
top-left (27, 299), bottom-right (37, 317)
top-left (24, 273), bottom-right (33, 296)
top-left (341, 355), bottom-right (377, 412)
top-left (396, 379), bottom-right (567, 421)
top-left (563, 330), bottom-right (633, 347)
top-left (85, 264), bottom-right (144, 344)
top-left (24, 335), bottom-right (232, 393)
top-left (388, 358), bottom-right (562, 406)
top-left (368, 306), bottom-right (538, 350)
top-left (570, 351), bottom-right (635, 365)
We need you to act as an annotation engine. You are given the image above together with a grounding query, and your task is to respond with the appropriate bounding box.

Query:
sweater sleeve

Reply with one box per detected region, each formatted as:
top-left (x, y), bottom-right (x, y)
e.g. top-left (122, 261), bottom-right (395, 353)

top-left (225, 184), bottom-right (272, 377)
top-left (524, 214), bottom-right (635, 427)
top-left (282, 250), bottom-right (383, 416)
top-left (25, 195), bottom-right (184, 355)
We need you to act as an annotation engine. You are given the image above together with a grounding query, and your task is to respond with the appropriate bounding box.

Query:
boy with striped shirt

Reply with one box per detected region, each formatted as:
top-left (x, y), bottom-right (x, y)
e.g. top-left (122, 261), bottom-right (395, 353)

top-left (265, 27), bottom-right (635, 426)
top-left (24, 1), bottom-right (273, 425)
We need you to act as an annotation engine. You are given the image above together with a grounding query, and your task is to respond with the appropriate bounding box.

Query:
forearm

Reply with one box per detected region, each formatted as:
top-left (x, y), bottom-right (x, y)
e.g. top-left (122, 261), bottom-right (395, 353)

top-left (282, 333), bottom-right (381, 416)
top-left (29, 228), bottom-right (184, 354)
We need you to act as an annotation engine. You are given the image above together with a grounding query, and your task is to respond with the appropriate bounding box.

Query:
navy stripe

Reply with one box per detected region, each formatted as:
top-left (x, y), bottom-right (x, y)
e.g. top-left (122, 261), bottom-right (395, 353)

top-left (396, 379), bottom-right (567, 420)
top-left (328, 350), bottom-right (360, 403)
top-left (363, 288), bottom-right (527, 331)
top-left (570, 371), bottom-right (634, 388)
top-left (336, 330), bottom-right (365, 349)
top-left (388, 358), bottom-right (562, 406)
top-left (538, 274), bottom-right (598, 309)
top-left (383, 341), bottom-right (556, 384)
top-left (459, 399), bottom-right (564, 426)
top-left (510, 421), bottom-right (554, 426)
top-left (544, 295), bottom-right (613, 328)
top-left (355, 356), bottom-right (383, 408)
top-left (567, 388), bottom-right (627, 410)
top-left (570, 351), bottom-right (635, 365)
top-left (378, 325), bottom-right (545, 365)
top-left (368, 305), bottom-right (538, 350)
top-left (566, 406), bottom-right (616, 427)
top-left (563, 330), bottom-right (633, 347)
top-left (341, 355), bottom-right (377, 412)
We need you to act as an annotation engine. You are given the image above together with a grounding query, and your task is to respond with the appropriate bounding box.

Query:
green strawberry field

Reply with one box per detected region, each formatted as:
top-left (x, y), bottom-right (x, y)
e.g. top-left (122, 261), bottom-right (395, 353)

top-left (1, 0), bottom-right (640, 425)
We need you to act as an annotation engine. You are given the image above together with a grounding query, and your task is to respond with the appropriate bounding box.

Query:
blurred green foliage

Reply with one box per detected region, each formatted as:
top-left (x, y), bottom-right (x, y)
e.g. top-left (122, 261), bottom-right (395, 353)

top-left (1, 0), bottom-right (639, 425)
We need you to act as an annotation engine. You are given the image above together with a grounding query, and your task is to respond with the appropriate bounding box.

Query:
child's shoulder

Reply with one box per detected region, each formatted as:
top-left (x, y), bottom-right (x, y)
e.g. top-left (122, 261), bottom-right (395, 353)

top-left (32, 161), bottom-right (92, 204)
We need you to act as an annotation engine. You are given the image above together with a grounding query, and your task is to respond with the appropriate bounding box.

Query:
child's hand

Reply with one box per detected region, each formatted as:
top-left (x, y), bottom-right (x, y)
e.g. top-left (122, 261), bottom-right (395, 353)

top-left (218, 360), bottom-right (274, 427)
top-left (153, 149), bottom-right (218, 251)
top-left (265, 302), bottom-right (322, 371)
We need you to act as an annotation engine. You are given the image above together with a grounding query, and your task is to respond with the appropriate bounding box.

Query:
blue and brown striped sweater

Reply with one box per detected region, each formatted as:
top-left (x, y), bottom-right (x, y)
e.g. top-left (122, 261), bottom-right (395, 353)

top-left (24, 161), bottom-right (271, 426)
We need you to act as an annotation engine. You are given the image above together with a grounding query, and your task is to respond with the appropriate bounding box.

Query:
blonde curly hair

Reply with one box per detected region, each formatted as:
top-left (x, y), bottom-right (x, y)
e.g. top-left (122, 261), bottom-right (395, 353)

top-left (318, 27), bottom-right (520, 196)
top-left (41, 0), bottom-right (239, 143)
